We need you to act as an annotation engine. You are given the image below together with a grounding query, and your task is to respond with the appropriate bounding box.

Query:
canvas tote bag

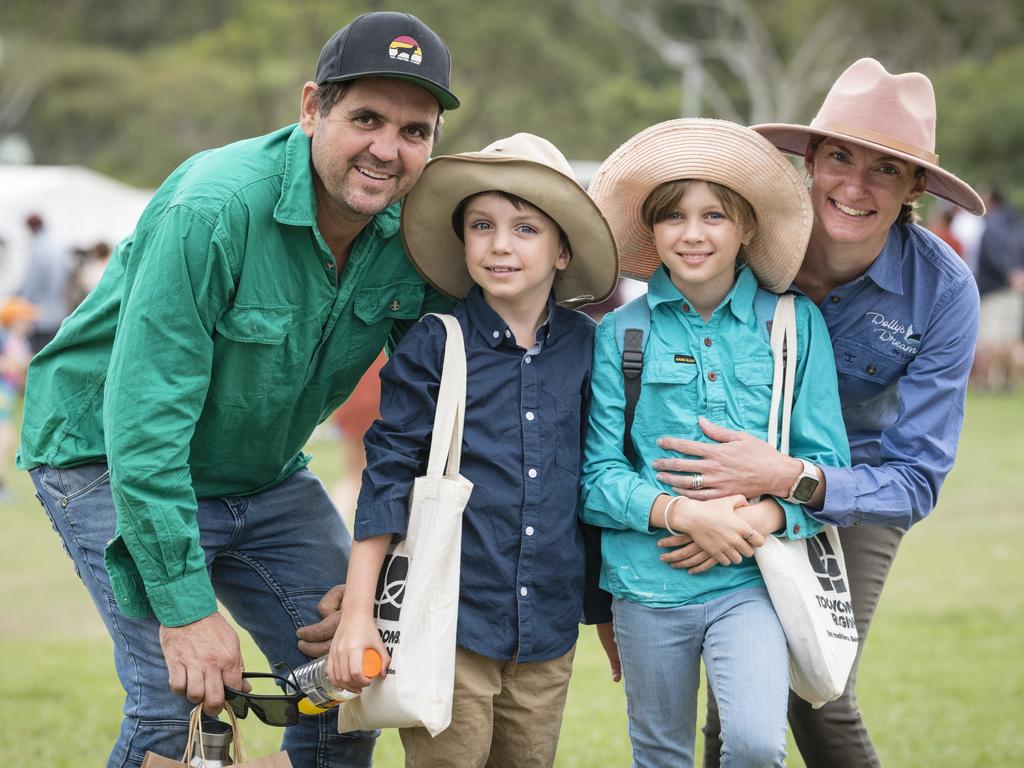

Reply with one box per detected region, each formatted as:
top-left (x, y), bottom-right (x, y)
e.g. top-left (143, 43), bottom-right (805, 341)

top-left (753, 294), bottom-right (859, 708)
top-left (141, 704), bottom-right (293, 767)
top-left (339, 314), bottom-right (473, 737)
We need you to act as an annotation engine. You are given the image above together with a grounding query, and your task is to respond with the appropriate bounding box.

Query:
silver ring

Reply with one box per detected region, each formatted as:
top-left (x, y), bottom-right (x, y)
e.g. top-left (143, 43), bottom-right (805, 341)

top-left (690, 473), bottom-right (703, 491)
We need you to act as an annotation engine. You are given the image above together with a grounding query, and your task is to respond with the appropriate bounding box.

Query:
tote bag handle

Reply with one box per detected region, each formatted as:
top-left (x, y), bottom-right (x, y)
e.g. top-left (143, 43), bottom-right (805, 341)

top-left (424, 314), bottom-right (467, 479)
top-left (766, 294), bottom-right (797, 455)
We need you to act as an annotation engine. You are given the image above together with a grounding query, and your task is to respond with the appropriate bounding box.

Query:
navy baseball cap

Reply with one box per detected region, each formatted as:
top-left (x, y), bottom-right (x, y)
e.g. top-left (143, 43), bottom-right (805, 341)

top-left (314, 12), bottom-right (460, 110)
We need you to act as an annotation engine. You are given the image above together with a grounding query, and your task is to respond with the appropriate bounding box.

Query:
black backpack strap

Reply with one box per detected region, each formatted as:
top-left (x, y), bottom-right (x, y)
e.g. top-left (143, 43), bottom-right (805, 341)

top-left (621, 328), bottom-right (644, 464)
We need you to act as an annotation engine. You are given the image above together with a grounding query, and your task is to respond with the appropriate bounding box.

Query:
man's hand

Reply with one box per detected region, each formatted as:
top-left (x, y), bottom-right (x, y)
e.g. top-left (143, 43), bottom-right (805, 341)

top-left (159, 612), bottom-right (245, 716)
top-left (296, 584), bottom-right (346, 658)
top-left (653, 417), bottom-right (800, 500)
top-left (595, 622), bottom-right (622, 683)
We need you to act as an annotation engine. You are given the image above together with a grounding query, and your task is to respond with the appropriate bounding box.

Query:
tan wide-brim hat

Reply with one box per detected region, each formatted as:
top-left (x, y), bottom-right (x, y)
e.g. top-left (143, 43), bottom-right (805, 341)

top-left (401, 133), bottom-right (619, 306)
top-left (589, 118), bottom-right (812, 292)
top-left (752, 57), bottom-right (985, 216)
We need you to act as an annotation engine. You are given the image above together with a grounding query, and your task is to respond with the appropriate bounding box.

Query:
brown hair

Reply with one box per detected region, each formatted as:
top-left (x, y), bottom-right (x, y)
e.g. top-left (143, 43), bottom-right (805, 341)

top-left (451, 191), bottom-right (570, 252)
top-left (807, 136), bottom-right (924, 226)
top-left (641, 180), bottom-right (757, 234)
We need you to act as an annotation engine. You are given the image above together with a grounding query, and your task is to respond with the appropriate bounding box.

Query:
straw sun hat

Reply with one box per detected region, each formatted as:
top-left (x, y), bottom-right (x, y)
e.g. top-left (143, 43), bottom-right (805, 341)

top-left (401, 133), bottom-right (619, 306)
top-left (752, 57), bottom-right (985, 215)
top-left (589, 118), bottom-right (812, 292)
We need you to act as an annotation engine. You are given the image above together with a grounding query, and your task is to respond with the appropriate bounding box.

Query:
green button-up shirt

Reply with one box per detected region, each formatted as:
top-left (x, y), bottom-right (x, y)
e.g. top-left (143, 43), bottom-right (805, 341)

top-left (18, 123), bottom-right (452, 625)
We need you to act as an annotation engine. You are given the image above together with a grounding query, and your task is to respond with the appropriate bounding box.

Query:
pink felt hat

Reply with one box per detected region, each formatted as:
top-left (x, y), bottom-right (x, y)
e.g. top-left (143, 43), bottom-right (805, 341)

top-left (752, 58), bottom-right (985, 216)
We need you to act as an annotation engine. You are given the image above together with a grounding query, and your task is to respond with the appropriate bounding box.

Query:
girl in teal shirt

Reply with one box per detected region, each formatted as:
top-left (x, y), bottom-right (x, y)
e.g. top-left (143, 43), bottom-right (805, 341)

top-left (581, 119), bottom-right (850, 767)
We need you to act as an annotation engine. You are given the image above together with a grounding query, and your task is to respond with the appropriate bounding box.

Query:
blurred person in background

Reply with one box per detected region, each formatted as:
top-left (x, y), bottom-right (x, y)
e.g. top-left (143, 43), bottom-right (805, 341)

top-left (18, 213), bottom-right (70, 353)
top-left (16, 11), bottom-right (459, 767)
top-left (950, 206), bottom-right (986, 275)
top-left (67, 240), bottom-right (113, 311)
top-left (640, 59), bottom-right (984, 768)
top-left (0, 297), bottom-right (36, 500)
top-left (926, 205), bottom-right (963, 258)
top-left (971, 185), bottom-right (1024, 391)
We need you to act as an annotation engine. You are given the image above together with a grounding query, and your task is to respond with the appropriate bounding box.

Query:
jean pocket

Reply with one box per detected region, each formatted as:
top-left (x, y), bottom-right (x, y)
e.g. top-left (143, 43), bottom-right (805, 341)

top-left (42, 464), bottom-right (111, 505)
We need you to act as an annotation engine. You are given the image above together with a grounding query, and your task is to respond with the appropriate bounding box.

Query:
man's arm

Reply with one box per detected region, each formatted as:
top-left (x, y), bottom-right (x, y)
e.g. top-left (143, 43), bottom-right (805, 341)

top-left (103, 206), bottom-right (240, 712)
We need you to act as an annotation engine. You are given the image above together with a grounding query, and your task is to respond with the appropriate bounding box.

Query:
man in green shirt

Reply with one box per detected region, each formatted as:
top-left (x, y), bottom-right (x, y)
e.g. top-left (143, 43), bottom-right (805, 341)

top-left (18, 12), bottom-right (458, 767)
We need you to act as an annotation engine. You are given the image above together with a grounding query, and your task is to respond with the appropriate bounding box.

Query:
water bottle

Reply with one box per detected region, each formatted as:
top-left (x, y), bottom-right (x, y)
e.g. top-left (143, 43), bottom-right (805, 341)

top-left (290, 648), bottom-right (382, 714)
top-left (189, 719), bottom-right (233, 767)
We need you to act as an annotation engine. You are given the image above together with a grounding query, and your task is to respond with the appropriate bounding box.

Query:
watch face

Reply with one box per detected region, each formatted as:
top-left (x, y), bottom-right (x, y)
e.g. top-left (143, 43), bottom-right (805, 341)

top-left (794, 475), bottom-right (819, 503)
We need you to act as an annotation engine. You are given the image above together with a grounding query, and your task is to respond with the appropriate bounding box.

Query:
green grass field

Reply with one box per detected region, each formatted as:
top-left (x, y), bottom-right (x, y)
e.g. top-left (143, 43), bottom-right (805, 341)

top-left (1, 390), bottom-right (1022, 766)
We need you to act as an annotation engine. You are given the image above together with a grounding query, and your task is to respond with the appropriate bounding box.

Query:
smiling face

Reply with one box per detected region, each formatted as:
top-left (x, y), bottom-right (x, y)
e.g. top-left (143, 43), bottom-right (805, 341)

top-left (650, 181), bottom-right (755, 305)
top-left (461, 192), bottom-right (570, 314)
top-left (300, 77), bottom-right (439, 227)
top-left (804, 139), bottom-right (926, 252)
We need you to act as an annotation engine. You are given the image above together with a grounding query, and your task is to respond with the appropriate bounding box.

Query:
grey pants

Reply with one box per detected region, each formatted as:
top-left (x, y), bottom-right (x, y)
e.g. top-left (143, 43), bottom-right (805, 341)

top-left (703, 524), bottom-right (905, 768)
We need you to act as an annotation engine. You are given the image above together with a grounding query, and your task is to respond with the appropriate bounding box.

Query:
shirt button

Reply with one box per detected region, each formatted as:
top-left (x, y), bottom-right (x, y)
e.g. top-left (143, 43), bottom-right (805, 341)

top-left (492, 330), bottom-right (500, 339)
top-left (866, 364), bottom-right (878, 376)
top-left (704, 337), bottom-right (712, 347)
top-left (325, 261), bottom-right (334, 270)
top-left (708, 371), bottom-right (717, 381)
top-left (505, 329), bottom-right (512, 338)
top-left (525, 411), bottom-right (535, 421)
top-left (831, 296), bottom-right (841, 303)
top-left (524, 356), bottom-right (532, 364)
top-left (682, 303), bottom-right (691, 313)
top-left (528, 468), bottom-right (538, 478)
top-left (793, 524), bottom-right (801, 534)
top-left (520, 587), bottom-right (528, 597)
top-left (390, 299), bottom-right (401, 311)
top-left (525, 526), bottom-right (535, 536)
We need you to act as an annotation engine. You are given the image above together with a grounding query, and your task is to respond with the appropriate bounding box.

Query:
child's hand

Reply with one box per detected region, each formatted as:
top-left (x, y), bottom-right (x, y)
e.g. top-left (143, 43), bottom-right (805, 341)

top-left (595, 622), bottom-right (622, 683)
top-left (657, 532), bottom-right (719, 575)
top-left (666, 495), bottom-right (764, 568)
top-left (327, 612), bottom-right (389, 694)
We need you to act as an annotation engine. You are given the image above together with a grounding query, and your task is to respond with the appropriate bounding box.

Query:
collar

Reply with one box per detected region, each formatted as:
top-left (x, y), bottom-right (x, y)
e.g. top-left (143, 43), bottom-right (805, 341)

top-left (861, 226), bottom-right (906, 296)
top-left (646, 264), bottom-right (759, 323)
top-left (273, 123), bottom-right (401, 239)
top-left (464, 285), bottom-right (557, 349)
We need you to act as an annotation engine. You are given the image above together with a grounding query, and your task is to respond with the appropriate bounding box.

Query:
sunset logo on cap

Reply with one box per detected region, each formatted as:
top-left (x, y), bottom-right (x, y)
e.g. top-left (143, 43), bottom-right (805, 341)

top-left (388, 36), bottom-right (422, 65)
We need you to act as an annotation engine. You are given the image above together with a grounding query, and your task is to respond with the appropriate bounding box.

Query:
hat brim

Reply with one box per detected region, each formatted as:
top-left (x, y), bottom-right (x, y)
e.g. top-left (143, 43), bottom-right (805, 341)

top-left (752, 123), bottom-right (985, 216)
top-left (401, 155), bottom-right (619, 306)
top-left (589, 119), bottom-right (812, 293)
top-left (323, 71), bottom-right (460, 110)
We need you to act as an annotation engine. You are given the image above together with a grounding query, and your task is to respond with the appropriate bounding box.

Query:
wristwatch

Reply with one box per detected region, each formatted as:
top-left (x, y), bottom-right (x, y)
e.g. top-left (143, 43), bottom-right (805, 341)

top-left (785, 459), bottom-right (820, 504)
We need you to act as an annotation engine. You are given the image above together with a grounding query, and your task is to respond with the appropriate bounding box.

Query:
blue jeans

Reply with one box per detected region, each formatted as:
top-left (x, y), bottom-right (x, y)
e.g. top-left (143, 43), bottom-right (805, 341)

top-left (613, 588), bottom-right (788, 768)
top-left (31, 463), bottom-right (376, 768)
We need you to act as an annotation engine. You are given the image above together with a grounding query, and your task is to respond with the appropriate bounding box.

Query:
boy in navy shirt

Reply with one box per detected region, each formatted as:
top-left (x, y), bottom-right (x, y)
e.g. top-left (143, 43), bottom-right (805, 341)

top-left (327, 133), bottom-right (619, 767)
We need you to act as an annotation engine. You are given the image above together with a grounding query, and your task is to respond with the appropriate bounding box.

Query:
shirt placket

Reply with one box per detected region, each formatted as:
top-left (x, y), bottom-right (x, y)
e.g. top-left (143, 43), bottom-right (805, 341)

top-left (516, 336), bottom-right (542, 657)
top-left (698, 313), bottom-right (726, 421)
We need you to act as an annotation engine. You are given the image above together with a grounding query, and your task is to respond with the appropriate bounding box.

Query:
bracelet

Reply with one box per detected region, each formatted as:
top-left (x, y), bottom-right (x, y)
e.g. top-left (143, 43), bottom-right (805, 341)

top-left (662, 496), bottom-right (686, 537)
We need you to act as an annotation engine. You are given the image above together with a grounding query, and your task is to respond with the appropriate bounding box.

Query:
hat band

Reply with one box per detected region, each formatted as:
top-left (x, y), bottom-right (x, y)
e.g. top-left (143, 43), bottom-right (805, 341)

top-left (814, 120), bottom-right (939, 165)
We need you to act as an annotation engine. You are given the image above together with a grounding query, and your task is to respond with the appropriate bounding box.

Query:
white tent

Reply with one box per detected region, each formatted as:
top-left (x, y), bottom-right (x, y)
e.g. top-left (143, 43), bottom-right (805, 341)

top-left (0, 165), bottom-right (152, 295)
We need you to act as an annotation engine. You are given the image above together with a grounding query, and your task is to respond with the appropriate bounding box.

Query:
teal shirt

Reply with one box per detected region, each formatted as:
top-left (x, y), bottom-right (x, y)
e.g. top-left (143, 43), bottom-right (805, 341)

top-left (579, 266), bottom-right (850, 607)
top-left (17, 124), bottom-right (452, 625)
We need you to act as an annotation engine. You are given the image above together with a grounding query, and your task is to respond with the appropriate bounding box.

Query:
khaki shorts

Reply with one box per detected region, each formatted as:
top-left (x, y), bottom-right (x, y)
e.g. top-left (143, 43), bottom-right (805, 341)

top-left (399, 644), bottom-right (576, 768)
top-left (978, 288), bottom-right (1024, 346)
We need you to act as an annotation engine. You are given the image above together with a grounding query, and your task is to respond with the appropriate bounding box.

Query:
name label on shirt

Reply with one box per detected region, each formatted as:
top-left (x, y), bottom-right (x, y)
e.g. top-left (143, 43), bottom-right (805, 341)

top-left (864, 311), bottom-right (921, 356)
top-left (674, 354), bottom-right (696, 364)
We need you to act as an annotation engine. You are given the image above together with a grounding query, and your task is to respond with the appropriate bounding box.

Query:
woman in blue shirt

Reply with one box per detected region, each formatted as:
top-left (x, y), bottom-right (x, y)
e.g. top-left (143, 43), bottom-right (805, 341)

top-left (649, 60), bottom-right (986, 768)
top-left (580, 119), bottom-right (850, 767)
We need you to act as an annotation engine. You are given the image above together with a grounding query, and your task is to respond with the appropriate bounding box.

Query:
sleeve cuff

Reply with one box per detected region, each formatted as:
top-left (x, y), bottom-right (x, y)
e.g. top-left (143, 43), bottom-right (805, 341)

top-left (811, 465), bottom-right (857, 527)
top-left (626, 483), bottom-right (663, 533)
top-left (775, 497), bottom-right (823, 539)
top-left (147, 570), bottom-right (218, 627)
top-left (354, 500), bottom-right (410, 540)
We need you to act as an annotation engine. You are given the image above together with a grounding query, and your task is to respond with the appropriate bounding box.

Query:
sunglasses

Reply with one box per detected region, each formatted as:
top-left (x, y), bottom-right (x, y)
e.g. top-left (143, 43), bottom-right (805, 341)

top-left (224, 672), bottom-right (303, 727)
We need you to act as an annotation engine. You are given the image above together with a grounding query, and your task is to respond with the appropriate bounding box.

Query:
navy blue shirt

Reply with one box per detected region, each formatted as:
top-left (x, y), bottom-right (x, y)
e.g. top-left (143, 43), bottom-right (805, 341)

top-left (355, 286), bottom-right (606, 662)
top-left (803, 224), bottom-right (980, 529)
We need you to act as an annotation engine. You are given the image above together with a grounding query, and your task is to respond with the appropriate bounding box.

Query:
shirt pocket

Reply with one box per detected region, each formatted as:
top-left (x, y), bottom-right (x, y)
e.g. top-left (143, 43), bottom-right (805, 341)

top-left (352, 282), bottom-right (425, 325)
top-left (209, 304), bottom-right (292, 406)
top-left (733, 356), bottom-right (774, 428)
top-left (833, 337), bottom-right (908, 404)
top-left (635, 355), bottom-right (700, 437)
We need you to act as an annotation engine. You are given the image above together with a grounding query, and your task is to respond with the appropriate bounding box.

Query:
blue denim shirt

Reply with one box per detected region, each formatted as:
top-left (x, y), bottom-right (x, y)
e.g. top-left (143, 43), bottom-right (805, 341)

top-left (804, 224), bottom-right (980, 530)
top-left (580, 266), bottom-right (849, 607)
top-left (355, 286), bottom-right (605, 662)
